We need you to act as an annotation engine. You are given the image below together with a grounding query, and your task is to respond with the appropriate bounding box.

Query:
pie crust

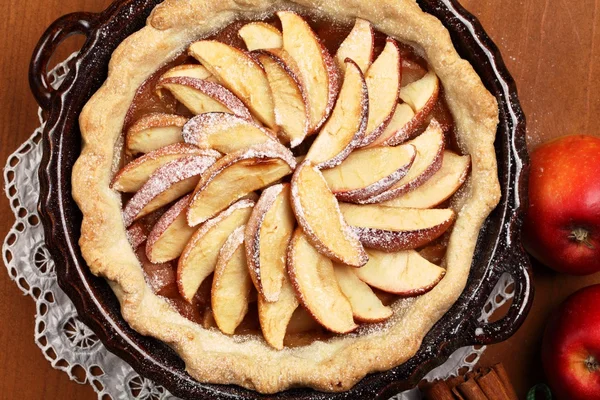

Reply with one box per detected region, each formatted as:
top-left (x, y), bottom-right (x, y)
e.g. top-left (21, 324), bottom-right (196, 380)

top-left (73, 0), bottom-right (500, 393)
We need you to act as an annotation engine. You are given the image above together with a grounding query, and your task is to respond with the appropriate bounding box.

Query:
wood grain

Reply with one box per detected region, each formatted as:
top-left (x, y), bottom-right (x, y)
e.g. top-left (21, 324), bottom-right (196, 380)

top-left (1, 0), bottom-right (599, 399)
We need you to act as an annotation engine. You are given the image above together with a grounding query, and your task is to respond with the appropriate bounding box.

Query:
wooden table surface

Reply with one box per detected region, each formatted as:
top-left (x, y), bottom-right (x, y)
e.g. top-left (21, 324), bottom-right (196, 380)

top-left (1, 0), bottom-right (600, 399)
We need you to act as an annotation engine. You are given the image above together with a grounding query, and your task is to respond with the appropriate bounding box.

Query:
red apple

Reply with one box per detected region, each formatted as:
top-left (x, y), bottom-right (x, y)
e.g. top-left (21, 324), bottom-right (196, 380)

top-left (523, 135), bottom-right (600, 275)
top-left (542, 284), bottom-right (600, 400)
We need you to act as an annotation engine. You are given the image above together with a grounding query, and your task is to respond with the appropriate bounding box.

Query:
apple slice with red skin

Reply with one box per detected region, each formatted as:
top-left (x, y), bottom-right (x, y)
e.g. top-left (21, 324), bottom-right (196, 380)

top-left (212, 227), bottom-right (254, 335)
top-left (182, 112), bottom-right (277, 154)
top-left (126, 223), bottom-right (148, 249)
top-left (188, 40), bottom-right (276, 129)
top-left (126, 113), bottom-right (188, 155)
top-left (335, 18), bottom-right (374, 74)
top-left (177, 199), bottom-right (255, 303)
top-left (291, 160), bottom-right (368, 267)
top-left (112, 144), bottom-right (220, 193)
top-left (367, 103), bottom-right (416, 148)
top-left (287, 228), bottom-right (358, 334)
top-left (160, 64), bottom-right (216, 81)
top-left (353, 249), bottom-right (445, 296)
top-left (321, 144), bottom-right (416, 203)
top-left (305, 59), bottom-right (368, 169)
top-left (257, 271), bottom-right (299, 349)
top-left (136, 246), bottom-right (179, 298)
top-left (400, 59), bottom-right (427, 87)
top-left (361, 119), bottom-right (445, 204)
top-left (339, 203), bottom-right (456, 252)
top-left (278, 11), bottom-right (341, 133)
top-left (239, 22), bottom-right (283, 51)
top-left (383, 151), bottom-right (471, 209)
top-left (245, 184), bottom-right (295, 302)
top-left (122, 155), bottom-right (218, 227)
top-left (187, 142), bottom-right (296, 226)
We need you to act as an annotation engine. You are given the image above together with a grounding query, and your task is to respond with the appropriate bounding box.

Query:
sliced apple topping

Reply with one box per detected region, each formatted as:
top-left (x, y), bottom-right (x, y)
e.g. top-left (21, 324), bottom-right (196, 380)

top-left (122, 155), bottom-right (218, 227)
top-left (305, 59), bottom-right (368, 169)
top-left (335, 18), bottom-right (374, 74)
top-left (177, 199), bottom-right (255, 302)
top-left (254, 49), bottom-right (309, 148)
top-left (126, 113), bottom-right (188, 155)
top-left (258, 271), bottom-right (299, 349)
top-left (245, 184), bottom-right (295, 302)
top-left (112, 144), bottom-right (220, 193)
top-left (212, 227), bottom-right (254, 335)
top-left (383, 151), bottom-right (471, 209)
top-left (287, 229), bottom-right (357, 333)
top-left (339, 203), bottom-right (456, 252)
top-left (291, 160), bottom-right (367, 267)
top-left (187, 143), bottom-right (296, 226)
top-left (367, 103), bottom-right (416, 148)
top-left (360, 39), bottom-right (402, 147)
top-left (126, 223), bottom-right (148, 249)
top-left (354, 250), bottom-right (446, 296)
top-left (321, 144), bottom-right (416, 203)
top-left (362, 119), bottom-right (445, 204)
top-left (182, 112), bottom-right (276, 154)
top-left (239, 22), bottom-right (283, 51)
top-left (333, 264), bottom-right (392, 322)
top-left (188, 40), bottom-right (276, 128)
top-left (160, 64), bottom-right (216, 81)
top-left (400, 59), bottom-right (428, 87)
top-left (278, 11), bottom-right (340, 133)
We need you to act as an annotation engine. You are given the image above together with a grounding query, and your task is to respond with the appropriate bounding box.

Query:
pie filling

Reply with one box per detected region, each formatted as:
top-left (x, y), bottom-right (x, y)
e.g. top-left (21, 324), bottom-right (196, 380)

top-left (113, 11), bottom-right (470, 349)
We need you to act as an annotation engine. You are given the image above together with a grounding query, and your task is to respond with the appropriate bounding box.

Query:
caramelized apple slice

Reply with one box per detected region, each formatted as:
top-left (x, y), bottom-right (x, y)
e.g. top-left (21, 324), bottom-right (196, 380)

top-left (362, 119), bottom-right (445, 204)
top-left (126, 113), bottom-right (188, 155)
top-left (112, 144), bottom-right (219, 193)
top-left (188, 41), bottom-right (276, 128)
top-left (122, 155), bottom-right (217, 227)
top-left (354, 250), bottom-right (446, 296)
top-left (239, 22), bottom-right (283, 51)
top-left (187, 143), bottom-right (296, 226)
top-left (258, 271), bottom-right (299, 349)
top-left (177, 199), bottom-right (254, 302)
top-left (360, 39), bottom-right (402, 147)
top-left (383, 151), bottom-right (471, 209)
top-left (333, 264), bottom-right (392, 322)
top-left (183, 113), bottom-right (276, 154)
top-left (401, 59), bottom-right (428, 87)
top-left (127, 223), bottom-right (148, 249)
top-left (291, 160), bottom-right (367, 267)
top-left (335, 18), bottom-right (374, 73)
top-left (245, 184), bottom-right (295, 302)
top-left (367, 103), bottom-right (415, 147)
top-left (321, 144), bottom-right (416, 203)
top-left (212, 227), bottom-right (254, 335)
top-left (287, 229), bottom-right (357, 333)
top-left (254, 49), bottom-right (309, 147)
top-left (339, 203), bottom-right (456, 251)
top-left (278, 11), bottom-right (340, 132)
top-left (160, 64), bottom-right (215, 81)
top-left (305, 59), bottom-right (368, 169)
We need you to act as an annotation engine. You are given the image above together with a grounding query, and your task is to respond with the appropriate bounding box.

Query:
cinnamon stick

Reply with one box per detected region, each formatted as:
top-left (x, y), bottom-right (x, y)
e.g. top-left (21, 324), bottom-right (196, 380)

top-left (424, 380), bottom-right (455, 400)
top-left (476, 369), bottom-right (511, 400)
top-left (491, 364), bottom-right (519, 400)
top-left (454, 378), bottom-right (487, 400)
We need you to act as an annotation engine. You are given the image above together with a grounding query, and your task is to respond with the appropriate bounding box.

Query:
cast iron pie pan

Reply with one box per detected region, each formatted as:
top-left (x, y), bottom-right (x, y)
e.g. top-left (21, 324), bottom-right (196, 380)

top-left (30, 0), bottom-right (532, 398)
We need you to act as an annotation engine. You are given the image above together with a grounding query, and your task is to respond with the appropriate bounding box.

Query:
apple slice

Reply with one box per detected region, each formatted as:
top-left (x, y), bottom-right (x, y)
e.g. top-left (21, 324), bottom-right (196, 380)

top-left (339, 203), bottom-right (456, 251)
top-left (112, 144), bottom-right (220, 193)
top-left (383, 151), bottom-right (471, 209)
top-left (239, 22), bottom-right (283, 51)
top-left (291, 160), bottom-right (367, 267)
top-left (187, 143), bottom-right (296, 226)
top-left (122, 155), bottom-right (217, 227)
top-left (401, 59), bottom-right (428, 87)
top-left (126, 113), bottom-right (188, 155)
top-left (156, 77), bottom-right (252, 120)
top-left (212, 227), bottom-right (254, 335)
top-left (278, 11), bottom-right (341, 133)
top-left (367, 103), bottom-right (416, 147)
top-left (257, 271), bottom-right (299, 349)
top-left (335, 18), bottom-right (374, 74)
top-left (188, 40), bottom-right (276, 128)
top-left (254, 49), bottom-right (309, 148)
top-left (354, 249), bottom-right (445, 296)
top-left (126, 223), bottom-right (148, 249)
top-left (182, 112), bottom-right (277, 154)
top-left (177, 199), bottom-right (255, 302)
top-left (333, 264), bottom-right (392, 322)
top-left (359, 38), bottom-right (402, 147)
top-left (305, 59), bottom-right (368, 169)
top-left (160, 64), bottom-right (215, 81)
top-left (286, 307), bottom-right (321, 334)
top-left (287, 229), bottom-right (357, 333)
top-left (245, 184), bottom-right (295, 302)
top-left (361, 119), bottom-right (445, 204)
top-left (321, 144), bottom-right (416, 203)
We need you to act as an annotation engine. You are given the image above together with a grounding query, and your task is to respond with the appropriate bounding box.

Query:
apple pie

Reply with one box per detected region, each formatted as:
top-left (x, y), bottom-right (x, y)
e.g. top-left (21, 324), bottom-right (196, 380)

top-left (73, 0), bottom-right (500, 394)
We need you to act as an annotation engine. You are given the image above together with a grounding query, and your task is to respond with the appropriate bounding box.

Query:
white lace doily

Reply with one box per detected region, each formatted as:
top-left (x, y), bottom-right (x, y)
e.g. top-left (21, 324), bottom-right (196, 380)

top-left (2, 54), bottom-right (514, 400)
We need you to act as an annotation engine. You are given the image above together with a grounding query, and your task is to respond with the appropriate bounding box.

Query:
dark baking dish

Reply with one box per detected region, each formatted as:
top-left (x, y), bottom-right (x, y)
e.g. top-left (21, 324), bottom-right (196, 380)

top-left (30, 0), bottom-right (532, 398)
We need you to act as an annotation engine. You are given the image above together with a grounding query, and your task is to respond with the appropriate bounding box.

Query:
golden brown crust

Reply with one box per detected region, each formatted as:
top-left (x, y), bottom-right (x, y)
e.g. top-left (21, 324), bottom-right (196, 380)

top-left (73, 0), bottom-right (500, 394)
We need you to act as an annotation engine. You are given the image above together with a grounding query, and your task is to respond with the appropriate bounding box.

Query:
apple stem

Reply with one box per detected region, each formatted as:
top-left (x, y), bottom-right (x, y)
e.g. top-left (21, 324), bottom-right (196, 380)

top-left (569, 228), bottom-right (595, 249)
top-left (586, 355), bottom-right (599, 373)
